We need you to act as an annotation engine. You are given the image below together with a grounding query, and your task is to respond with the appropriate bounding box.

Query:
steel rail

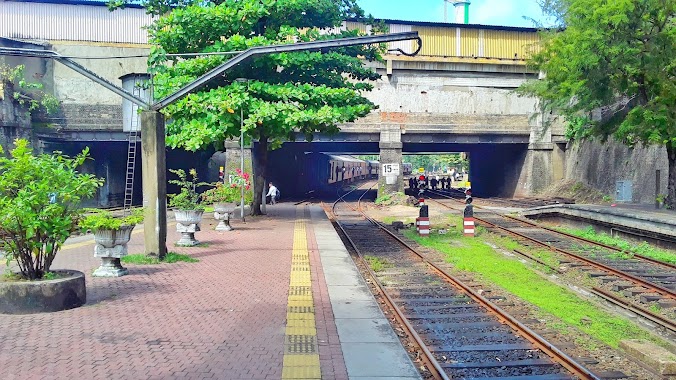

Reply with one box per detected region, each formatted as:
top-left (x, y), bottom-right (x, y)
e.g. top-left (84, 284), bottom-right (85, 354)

top-left (511, 250), bottom-right (675, 334)
top-left (502, 214), bottom-right (676, 271)
top-left (429, 189), bottom-right (676, 270)
top-left (591, 287), bottom-right (676, 333)
top-left (427, 195), bottom-right (676, 300)
top-left (361, 213), bottom-right (599, 380)
top-left (328, 185), bottom-right (448, 380)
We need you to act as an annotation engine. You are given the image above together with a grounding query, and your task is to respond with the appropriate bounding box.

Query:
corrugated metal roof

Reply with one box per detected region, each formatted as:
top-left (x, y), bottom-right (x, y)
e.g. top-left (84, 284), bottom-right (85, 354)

top-left (10, 0), bottom-right (144, 8)
top-left (0, 2), bottom-right (154, 44)
top-left (0, 2), bottom-right (541, 60)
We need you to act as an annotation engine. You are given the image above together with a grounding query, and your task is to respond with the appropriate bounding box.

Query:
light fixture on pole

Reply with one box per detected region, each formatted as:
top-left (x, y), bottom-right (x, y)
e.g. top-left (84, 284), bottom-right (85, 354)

top-left (235, 78), bottom-right (249, 222)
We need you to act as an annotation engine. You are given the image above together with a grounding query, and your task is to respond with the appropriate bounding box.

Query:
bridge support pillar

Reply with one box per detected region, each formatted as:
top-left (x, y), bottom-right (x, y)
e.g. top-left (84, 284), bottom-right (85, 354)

top-left (223, 139), bottom-right (252, 177)
top-left (519, 143), bottom-right (557, 196)
top-left (223, 139), bottom-right (253, 215)
top-left (379, 125), bottom-right (403, 197)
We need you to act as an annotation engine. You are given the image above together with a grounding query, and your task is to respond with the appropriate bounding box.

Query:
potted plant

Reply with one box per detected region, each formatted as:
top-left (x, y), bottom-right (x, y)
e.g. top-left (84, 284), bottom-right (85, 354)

top-left (0, 139), bottom-right (103, 314)
top-left (169, 168), bottom-right (206, 246)
top-left (79, 208), bottom-right (144, 277)
top-left (201, 169), bottom-right (253, 231)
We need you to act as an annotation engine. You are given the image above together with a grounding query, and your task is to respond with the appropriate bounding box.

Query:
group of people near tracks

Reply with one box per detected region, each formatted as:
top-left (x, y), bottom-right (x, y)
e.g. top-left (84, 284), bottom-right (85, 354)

top-left (408, 175), bottom-right (456, 191)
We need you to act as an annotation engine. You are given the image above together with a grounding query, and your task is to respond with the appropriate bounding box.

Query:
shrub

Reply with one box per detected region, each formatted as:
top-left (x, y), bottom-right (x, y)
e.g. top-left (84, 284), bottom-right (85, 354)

top-left (0, 139), bottom-right (103, 280)
top-left (168, 168), bottom-right (206, 211)
top-left (201, 169), bottom-right (253, 204)
top-left (79, 208), bottom-right (144, 232)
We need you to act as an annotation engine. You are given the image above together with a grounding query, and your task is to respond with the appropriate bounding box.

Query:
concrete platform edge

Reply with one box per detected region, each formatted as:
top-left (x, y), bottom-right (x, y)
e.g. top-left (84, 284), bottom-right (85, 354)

top-left (309, 206), bottom-right (421, 380)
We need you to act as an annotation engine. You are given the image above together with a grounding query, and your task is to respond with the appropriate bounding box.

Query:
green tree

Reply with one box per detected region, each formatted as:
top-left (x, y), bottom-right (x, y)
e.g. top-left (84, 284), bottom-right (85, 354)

top-left (520, 0), bottom-right (676, 208)
top-left (130, 0), bottom-right (382, 215)
top-left (0, 139), bottom-right (102, 280)
top-left (404, 154), bottom-right (467, 173)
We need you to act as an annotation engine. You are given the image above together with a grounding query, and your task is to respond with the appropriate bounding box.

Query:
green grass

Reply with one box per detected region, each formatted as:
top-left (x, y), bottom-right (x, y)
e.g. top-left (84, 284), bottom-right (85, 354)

top-left (121, 252), bottom-right (199, 265)
top-left (404, 228), bottom-right (660, 348)
top-left (375, 194), bottom-right (391, 205)
top-left (364, 255), bottom-right (390, 272)
top-left (382, 216), bottom-right (397, 225)
top-left (557, 226), bottom-right (676, 264)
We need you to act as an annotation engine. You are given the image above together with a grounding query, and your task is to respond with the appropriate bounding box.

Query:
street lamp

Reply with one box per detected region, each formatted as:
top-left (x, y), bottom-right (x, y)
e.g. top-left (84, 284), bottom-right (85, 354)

top-left (234, 78), bottom-right (249, 222)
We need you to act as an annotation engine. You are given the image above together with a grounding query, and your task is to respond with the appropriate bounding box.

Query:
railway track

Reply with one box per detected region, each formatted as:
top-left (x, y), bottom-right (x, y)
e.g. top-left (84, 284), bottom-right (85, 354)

top-left (327, 183), bottom-right (598, 380)
top-left (426, 189), bottom-right (676, 333)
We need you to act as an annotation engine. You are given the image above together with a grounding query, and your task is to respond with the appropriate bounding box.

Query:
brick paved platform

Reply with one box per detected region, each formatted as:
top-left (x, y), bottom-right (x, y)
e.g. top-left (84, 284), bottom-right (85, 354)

top-left (0, 204), bottom-right (419, 380)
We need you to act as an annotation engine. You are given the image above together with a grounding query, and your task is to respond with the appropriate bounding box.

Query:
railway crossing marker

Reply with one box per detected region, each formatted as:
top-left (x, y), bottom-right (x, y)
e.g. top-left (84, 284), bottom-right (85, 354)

top-left (463, 197), bottom-right (474, 237)
top-left (417, 205), bottom-right (430, 237)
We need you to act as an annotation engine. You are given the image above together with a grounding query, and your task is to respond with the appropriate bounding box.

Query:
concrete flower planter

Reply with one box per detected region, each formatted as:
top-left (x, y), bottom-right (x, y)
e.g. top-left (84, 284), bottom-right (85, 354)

top-left (0, 270), bottom-right (86, 314)
top-left (213, 202), bottom-right (236, 231)
top-left (92, 225), bottom-right (135, 277)
top-left (175, 210), bottom-right (204, 246)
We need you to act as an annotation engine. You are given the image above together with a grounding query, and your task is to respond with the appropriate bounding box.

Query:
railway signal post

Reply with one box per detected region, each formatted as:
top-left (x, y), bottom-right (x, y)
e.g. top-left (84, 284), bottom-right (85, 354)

top-left (417, 205), bottom-right (430, 237)
top-left (463, 196), bottom-right (475, 237)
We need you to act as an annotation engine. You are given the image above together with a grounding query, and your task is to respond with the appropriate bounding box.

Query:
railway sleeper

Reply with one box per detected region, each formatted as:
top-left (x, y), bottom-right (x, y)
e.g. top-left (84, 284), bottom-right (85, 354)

top-left (390, 296), bottom-right (471, 303)
top-left (623, 288), bottom-right (650, 297)
top-left (447, 366), bottom-right (572, 380)
top-left (441, 358), bottom-right (557, 369)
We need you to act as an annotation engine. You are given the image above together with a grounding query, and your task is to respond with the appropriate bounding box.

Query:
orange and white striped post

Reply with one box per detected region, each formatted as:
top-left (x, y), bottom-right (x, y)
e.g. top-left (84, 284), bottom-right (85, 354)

top-left (418, 205), bottom-right (430, 237)
top-left (463, 217), bottom-right (475, 236)
top-left (463, 198), bottom-right (474, 237)
top-left (418, 217), bottom-right (430, 237)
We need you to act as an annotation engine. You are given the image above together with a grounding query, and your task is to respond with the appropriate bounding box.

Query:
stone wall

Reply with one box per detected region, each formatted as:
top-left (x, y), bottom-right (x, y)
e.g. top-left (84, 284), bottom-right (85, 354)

top-left (0, 80), bottom-right (32, 152)
top-left (565, 139), bottom-right (669, 204)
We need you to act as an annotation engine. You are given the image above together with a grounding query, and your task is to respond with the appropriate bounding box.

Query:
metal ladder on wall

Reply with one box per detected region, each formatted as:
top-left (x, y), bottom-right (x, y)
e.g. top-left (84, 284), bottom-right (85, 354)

top-left (123, 80), bottom-right (142, 216)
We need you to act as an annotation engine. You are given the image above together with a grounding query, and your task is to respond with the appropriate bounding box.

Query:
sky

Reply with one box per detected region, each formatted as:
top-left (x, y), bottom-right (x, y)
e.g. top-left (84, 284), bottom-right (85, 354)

top-left (357, 0), bottom-right (550, 28)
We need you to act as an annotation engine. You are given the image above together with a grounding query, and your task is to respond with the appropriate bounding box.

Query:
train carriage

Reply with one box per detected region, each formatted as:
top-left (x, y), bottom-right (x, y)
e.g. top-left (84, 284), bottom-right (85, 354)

top-left (302, 153), bottom-right (378, 195)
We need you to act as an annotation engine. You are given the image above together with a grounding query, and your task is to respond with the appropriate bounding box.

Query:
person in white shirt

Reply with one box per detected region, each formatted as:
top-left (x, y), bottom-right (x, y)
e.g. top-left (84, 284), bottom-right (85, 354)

top-left (266, 182), bottom-right (280, 205)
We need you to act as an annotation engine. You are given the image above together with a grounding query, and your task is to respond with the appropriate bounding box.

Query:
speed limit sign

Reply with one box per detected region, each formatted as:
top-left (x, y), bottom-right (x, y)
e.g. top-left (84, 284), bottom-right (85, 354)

top-left (381, 163), bottom-right (400, 176)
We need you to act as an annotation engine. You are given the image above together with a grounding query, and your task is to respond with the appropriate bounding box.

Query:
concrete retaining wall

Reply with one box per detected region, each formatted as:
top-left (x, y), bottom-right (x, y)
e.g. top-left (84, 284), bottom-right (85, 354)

top-left (0, 81), bottom-right (32, 152)
top-left (565, 138), bottom-right (669, 204)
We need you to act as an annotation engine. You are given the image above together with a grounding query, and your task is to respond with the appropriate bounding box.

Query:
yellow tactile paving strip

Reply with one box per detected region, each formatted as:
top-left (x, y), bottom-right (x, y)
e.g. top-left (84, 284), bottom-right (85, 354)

top-left (282, 209), bottom-right (321, 379)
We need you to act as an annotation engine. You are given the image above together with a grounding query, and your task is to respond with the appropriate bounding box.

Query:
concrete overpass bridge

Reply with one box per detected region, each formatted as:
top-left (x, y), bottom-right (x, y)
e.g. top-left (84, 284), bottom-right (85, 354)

top-left (0, 1), bottom-right (563, 203)
top-left (270, 25), bottom-right (566, 197)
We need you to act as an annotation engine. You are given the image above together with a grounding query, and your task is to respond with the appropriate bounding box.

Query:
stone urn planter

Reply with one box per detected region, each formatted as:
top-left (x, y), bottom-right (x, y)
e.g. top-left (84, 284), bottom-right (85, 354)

top-left (213, 202), bottom-right (237, 231)
top-left (92, 225), bottom-right (135, 277)
top-left (175, 209), bottom-right (204, 246)
top-left (0, 270), bottom-right (86, 314)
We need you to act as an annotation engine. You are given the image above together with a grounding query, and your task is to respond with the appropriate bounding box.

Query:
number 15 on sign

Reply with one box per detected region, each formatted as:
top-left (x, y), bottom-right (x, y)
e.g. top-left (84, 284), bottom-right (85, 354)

top-left (381, 163), bottom-right (400, 176)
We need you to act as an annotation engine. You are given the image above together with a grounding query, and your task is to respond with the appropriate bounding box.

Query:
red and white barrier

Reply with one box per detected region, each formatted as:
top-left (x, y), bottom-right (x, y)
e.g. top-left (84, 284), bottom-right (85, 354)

top-left (418, 198), bottom-right (425, 206)
top-left (463, 217), bottom-right (475, 236)
top-left (418, 217), bottom-right (430, 236)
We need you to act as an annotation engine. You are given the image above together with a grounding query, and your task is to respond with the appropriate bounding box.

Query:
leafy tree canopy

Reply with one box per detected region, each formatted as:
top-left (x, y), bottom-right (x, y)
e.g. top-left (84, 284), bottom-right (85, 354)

top-left (126, 0), bottom-right (385, 214)
top-left (140, 0), bottom-right (383, 152)
top-left (519, 0), bottom-right (676, 206)
top-left (404, 154), bottom-right (468, 174)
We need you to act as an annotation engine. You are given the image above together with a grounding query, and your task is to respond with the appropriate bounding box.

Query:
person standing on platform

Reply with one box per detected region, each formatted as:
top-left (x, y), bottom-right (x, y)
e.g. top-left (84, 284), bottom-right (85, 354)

top-left (266, 182), bottom-right (280, 205)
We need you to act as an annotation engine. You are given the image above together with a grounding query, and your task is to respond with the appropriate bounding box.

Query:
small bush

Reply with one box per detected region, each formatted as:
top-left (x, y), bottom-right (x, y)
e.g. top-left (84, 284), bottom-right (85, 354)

top-left (168, 168), bottom-right (206, 211)
top-left (79, 208), bottom-right (144, 232)
top-left (0, 139), bottom-right (102, 280)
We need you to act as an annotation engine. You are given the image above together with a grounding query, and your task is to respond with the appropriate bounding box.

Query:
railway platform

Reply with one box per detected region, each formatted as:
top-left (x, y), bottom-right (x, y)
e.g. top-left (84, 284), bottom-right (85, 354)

top-left (0, 204), bottom-right (420, 380)
top-left (519, 203), bottom-right (676, 243)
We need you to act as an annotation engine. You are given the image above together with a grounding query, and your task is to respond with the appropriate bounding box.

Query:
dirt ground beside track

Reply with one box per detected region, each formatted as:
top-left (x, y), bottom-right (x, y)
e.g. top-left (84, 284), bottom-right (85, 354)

top-left (361, 204), bottom-right (448, 224)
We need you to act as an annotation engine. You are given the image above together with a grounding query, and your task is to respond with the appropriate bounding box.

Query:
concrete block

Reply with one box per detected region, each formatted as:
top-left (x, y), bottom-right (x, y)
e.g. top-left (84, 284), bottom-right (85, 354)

top-left (619, 339), bottom-right (676, 375)
top-left (331, 301), bottom-right (384, 319)
top-left (341, 342), bottom-right (421, 378)
top-left (335, 318), bottom-right (399, 343)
